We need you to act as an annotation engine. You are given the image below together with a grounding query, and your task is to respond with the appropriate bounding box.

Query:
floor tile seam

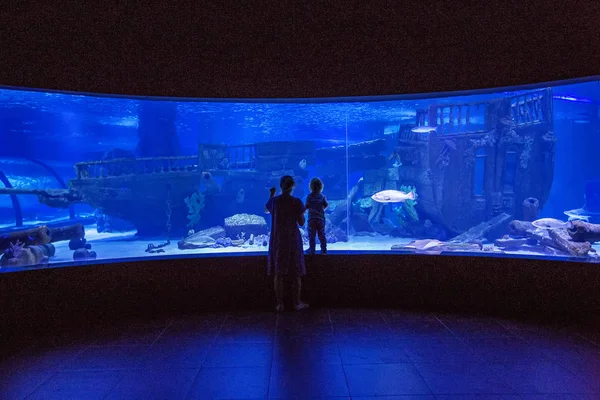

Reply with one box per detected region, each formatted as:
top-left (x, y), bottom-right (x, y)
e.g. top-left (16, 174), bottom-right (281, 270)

top-left (100, 369), bottom-right (127, 400)
top-left (576, 332), bottom-right (600, 347)
top-left (20, 370), bottom-right (60, 400)
top-left (183, 313), bottom-right (229, 400)
top-left (431, 314), bottom-right (463, 343)
top-left (149, 319), bottom-right (174, 347)
top-left (265, 312), bottom-right (278, 400)
top-left (329, 309), bottom-right (352, 397)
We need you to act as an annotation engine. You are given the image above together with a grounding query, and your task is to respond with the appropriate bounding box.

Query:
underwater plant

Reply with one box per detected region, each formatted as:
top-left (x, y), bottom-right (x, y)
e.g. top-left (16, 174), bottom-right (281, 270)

top-left (4, 240), bottom-right (25, 259)
top-left (394, 185), bottom-right (419, 227)
top-left (184, 191), bottom-right (205, 229)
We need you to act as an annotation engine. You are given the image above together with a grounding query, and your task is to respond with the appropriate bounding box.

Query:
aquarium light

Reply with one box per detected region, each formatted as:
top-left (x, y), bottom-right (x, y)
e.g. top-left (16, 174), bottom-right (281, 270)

top-left (553, 95), bottom-right (593, 103)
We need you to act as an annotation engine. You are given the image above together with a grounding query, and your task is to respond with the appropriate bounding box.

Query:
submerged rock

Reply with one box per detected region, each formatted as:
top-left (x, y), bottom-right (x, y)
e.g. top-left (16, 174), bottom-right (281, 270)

top-left (224, 214), bottom-right (268, 238)
top-left (350, 212), bottom-right (374, 233)
top-left (450, 213), bottom-right (512, 243)
top-left (372, 218), bottom-right (396, 235)
top-left (213, 237), bottom-right (233, 248)
top-left (94, 209), bottom-right (135, 233)
top-left (73, 248), bottom-right (97, 261)
top-left (195, 226), bottom-right (226, 240)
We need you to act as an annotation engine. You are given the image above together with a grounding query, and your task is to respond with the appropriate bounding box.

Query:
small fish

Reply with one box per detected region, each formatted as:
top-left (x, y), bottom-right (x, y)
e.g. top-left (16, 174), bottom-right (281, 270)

top-left (411, 126), bottom-right (438, 133)
top-left (531, 218), bottom-right (573, 230)
top-left (298, 159), bottom-right (307, 169)
top-left (371, 189), bottom-right (416, 203)
top-left (236, 188), bottom-right (245, 204)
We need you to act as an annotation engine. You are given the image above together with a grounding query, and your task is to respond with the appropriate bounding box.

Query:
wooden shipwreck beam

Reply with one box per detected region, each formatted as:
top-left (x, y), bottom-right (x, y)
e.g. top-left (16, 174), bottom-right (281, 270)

top-left (0, 188), bottom-right (84, 209)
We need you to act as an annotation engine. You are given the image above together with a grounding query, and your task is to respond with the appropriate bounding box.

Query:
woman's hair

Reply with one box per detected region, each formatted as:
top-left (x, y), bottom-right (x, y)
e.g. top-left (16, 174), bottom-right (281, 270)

top-left (309, 177), bottom-right (324, 193)
top-left (280, 175), bottom-right (295, 193)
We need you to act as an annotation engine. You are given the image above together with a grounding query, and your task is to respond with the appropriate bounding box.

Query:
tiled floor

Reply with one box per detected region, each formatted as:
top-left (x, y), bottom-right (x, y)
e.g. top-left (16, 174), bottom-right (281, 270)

top-left (1, 309), bottom-right (598, 399)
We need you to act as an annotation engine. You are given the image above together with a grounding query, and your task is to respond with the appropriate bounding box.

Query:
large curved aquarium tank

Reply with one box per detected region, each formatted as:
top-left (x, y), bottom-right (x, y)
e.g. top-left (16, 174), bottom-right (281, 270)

top-left (1, 78), bottom-right (600, 271)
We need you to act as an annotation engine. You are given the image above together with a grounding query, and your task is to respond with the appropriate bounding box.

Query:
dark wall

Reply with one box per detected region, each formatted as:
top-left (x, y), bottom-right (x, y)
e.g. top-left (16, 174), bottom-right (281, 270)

top-left (1, 1), bottom-right (599, 98)
top-left (1, 254), bottom-right (598, 347)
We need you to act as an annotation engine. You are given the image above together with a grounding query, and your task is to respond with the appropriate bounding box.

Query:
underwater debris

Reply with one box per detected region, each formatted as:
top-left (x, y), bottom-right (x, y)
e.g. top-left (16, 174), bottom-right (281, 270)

top-left (254, 234), bottom-right (269, 247)
top-left (1, 240), bottom-right (55, 268)
top-left (435, 139), bottom-right (457, 168)
top-left (350, 213), bottom-right (374, 233)
top-left (508, 219), bottom-right (592, 257)
top-left (494, 237), bottom-right (528, 249)
top-left (95, 209), bottom-right (135, 233)
top-left (522, 198), bottom-right (539, 221)
top-left (178, 227), bottom-right (225, 249)
top-left (218, 158), bottom-right (230, 170)
top-left (73, 248), bottom-right (97, 260)
top-left (184, 191), bottom-right (205, 229)
top-left (202, 171), bottom-right (221, 194)
top-left (567, 220), bottom-right (600, 243)
top-left (392, 239), bottom-right (483, 253)
top-left (145, 240), bottom-right (170, 253)
top-left (69, 237), bottom-right (91, 250)
top-left (450, 213), bottom-right (512, 243)
top-left (177, 235), bottom-right (215, 250)
top-left (0, 225), bottom-right (52, 252)
top-left (213, 237), bottom-right (233, 248)
top-left (531, 218), bottom-right (572, 230)
top-left (4, 240), bottom-right (25, 260)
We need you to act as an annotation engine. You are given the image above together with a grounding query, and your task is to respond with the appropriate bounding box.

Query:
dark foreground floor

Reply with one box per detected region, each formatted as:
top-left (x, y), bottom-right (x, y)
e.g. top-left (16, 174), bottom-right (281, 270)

top-left (1, 308), bottom-right (599, 399)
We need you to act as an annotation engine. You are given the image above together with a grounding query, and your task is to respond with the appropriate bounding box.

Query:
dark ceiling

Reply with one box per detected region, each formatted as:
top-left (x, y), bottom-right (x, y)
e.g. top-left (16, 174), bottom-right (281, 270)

top-left (1, 1), bottom-right (599, 98)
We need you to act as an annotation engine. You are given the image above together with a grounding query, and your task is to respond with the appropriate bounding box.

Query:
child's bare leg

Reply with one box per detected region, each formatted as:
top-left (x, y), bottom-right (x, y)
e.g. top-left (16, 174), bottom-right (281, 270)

top-left (274, 274), bottom-right (284, 311)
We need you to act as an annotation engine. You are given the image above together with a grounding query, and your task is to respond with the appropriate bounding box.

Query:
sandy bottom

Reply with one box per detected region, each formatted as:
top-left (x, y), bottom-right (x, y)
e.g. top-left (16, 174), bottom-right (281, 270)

top-left (49, 230), bottom-right (415, 264)
top-left (53, 229), bottom-right (600, 264)
top-left (2, 227), bottom-right (599, 272)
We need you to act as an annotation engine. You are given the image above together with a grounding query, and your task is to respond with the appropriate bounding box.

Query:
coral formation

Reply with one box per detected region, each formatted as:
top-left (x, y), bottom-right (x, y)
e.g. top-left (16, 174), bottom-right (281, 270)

top-left (184, 191), bottom-right (205, 229)
top-left (394, 185), bottom-right (419, 227)
top-left (4, 240), bottom-right (25, 260)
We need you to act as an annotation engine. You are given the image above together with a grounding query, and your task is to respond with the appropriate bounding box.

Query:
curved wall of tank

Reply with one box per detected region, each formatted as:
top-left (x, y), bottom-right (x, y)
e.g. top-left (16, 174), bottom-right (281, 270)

top-left (1, 77), bottom-right (599, 272)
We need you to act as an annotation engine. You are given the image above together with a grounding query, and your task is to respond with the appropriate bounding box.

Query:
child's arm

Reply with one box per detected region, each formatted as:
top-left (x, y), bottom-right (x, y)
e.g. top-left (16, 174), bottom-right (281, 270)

top-left (323, 196), bottom-right (329, 210)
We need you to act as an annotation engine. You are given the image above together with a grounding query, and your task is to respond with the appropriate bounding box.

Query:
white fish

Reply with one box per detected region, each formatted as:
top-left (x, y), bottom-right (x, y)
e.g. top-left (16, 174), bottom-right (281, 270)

top-left (531, 218), bottom-right (573, 230)
top-left (564, 208), bottom-right (600, 222)
top-left (411, 126), bottom-right (438, 133)
top-left (371, 189), bottom-right (416, 203)
top-left (298, 159), bottom-right (307, 169)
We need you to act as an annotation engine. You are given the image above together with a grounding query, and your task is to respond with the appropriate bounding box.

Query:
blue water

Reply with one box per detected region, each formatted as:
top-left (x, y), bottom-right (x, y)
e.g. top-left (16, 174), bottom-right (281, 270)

top-left (1, 78), bottom-right (599, 271)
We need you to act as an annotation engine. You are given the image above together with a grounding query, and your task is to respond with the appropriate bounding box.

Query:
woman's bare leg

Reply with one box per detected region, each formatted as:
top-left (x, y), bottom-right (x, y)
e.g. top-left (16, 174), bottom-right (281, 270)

top-left (293, 277), bottom-right (309, 310)
top-left (274, 274), bottom-right (284, 311)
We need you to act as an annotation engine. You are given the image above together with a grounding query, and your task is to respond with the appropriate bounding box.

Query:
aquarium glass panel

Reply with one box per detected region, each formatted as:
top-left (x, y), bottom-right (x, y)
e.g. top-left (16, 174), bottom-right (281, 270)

top-left (1, 77), bottom-right (600, 272)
